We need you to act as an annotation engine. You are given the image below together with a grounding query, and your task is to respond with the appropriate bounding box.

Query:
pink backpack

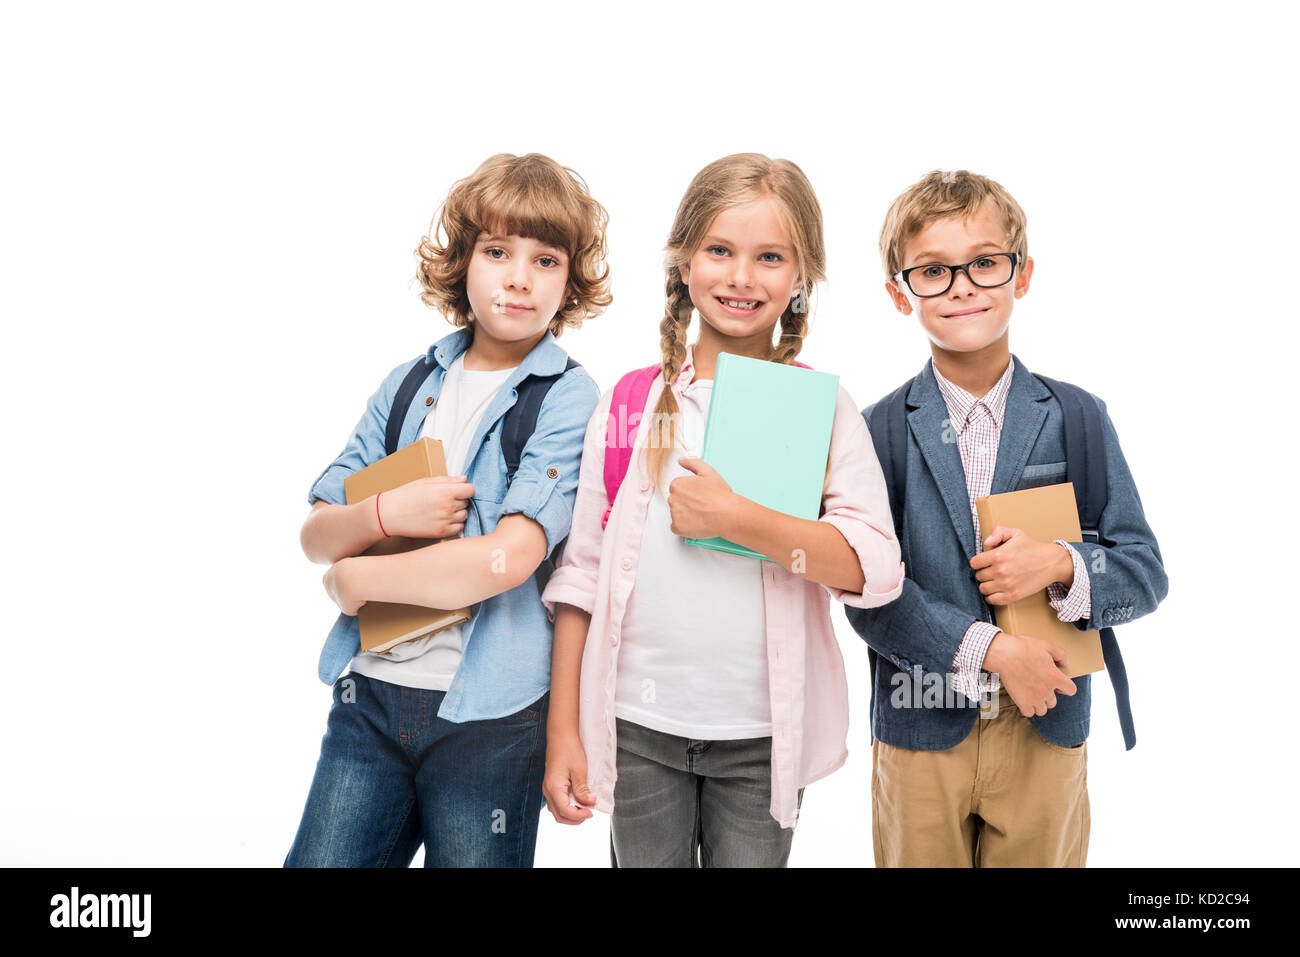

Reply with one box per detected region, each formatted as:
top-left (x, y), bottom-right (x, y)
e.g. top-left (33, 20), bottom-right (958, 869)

top-left (600, 358), bottom-right (811, 529)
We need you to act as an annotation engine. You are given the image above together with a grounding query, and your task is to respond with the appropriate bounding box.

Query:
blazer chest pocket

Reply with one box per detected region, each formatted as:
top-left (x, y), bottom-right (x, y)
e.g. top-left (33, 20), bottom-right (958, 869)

top-left (1017, 461), bottom-right (1067, 490)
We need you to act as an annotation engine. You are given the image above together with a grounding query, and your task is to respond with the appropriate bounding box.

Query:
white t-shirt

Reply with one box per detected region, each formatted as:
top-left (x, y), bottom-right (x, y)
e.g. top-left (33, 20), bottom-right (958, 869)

top-left (347, 354), bottom-right (516, 691)
top-left (614, 378), bottom-right (772, 740)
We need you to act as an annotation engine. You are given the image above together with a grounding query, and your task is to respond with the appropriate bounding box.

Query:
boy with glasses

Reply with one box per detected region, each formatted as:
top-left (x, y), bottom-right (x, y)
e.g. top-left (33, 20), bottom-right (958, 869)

top-left (846, 170), bottom-right (1167, 867)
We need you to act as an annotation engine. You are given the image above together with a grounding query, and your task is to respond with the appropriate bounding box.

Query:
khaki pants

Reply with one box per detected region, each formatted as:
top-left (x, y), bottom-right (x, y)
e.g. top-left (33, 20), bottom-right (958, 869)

top-left (872, 690), bottom-right (1090, 867)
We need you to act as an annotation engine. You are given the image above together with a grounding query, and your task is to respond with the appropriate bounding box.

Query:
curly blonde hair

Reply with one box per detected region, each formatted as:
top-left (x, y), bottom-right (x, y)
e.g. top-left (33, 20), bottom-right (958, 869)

top-left (415, 153), bottom-right (612, 336)
top-left (645, 153), bottom-right (826, 489)
top-left (879, 169), bottom-right (1028, 280)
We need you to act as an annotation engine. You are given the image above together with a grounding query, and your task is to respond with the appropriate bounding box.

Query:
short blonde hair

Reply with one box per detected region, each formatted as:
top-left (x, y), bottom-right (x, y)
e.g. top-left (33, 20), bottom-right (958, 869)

top-left (879, 170), bottom-right (1028, 280)
top-left (415, 153), bottom-right (612, 336)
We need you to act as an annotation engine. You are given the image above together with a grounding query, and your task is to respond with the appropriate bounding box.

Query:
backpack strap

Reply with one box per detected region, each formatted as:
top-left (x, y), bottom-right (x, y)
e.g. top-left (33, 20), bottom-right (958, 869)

top-left (386, 358), bottom-right (438, 457)
top-left (597, 357), bottom-right (813, 530)
top-left (1032, 375), bottom-right (1108, 541)
top-left (498, 358), bottom-right (581, 597)
top-left (1034, 373), bottom-right (1135, 751)
top-left (868, 380), bottom-right (912, 543)
top-left (385, 356), bottom-right (583, 477)
top-left (384, 355), bottom-right (582, 596)
top-left (601, 364), bottom-right (662, 529)
top-left (861, 379), bottom-right (912, 716)
top-left (501, 357), bottom-right (581, 487)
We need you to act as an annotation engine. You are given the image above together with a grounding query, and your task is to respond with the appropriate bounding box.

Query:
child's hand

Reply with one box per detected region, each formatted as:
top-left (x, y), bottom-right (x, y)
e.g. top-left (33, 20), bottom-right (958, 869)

top-left (377, 476), bottom-right (475, 540)
top-left (543, 731), bottom-right (596, 825)
top-left (983, 631), bottom-right (1077, 718)
top-left (970, 526), bottom-right (1074, 605)
top-left (322, 558), bottom-right (365, 616)
top-left (667, 457), bottom-right (737, 539)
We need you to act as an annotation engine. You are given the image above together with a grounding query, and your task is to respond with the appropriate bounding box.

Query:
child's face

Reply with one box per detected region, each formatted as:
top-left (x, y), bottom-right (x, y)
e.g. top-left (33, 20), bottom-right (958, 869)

top-left (679, 196), bottom-right (803, 347)
top-left (465, 232), bottom-right (570, 343)
top-left (886, 200), bottom-right (1033, 358)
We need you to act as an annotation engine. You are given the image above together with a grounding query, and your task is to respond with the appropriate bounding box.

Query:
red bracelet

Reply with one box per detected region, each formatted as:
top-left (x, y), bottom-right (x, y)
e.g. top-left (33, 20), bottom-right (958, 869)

top-left (376, 492), bottom-right (389, 538)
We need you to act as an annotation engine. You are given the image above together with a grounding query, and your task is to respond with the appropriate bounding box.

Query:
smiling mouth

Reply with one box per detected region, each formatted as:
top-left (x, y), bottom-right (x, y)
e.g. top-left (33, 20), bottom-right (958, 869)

top-left (715, 296), bottom-right (763, 313)
top-left (941, 307), bottom-right (988, 319)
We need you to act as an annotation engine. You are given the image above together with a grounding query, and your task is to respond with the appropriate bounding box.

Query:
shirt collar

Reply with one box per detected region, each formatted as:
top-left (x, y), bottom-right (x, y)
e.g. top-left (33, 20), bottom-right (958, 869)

top-left (426, 324), bottom-right (568, 377)
top-left (672, 343), bottom-right (697, 393)
top-left (932, 355), bottom-right (1016, 434)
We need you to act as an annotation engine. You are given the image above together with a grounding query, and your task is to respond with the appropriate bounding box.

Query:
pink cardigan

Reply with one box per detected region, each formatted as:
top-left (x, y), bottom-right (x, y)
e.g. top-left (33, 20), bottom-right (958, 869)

top-left (541, 346), bottom-right (905, 827)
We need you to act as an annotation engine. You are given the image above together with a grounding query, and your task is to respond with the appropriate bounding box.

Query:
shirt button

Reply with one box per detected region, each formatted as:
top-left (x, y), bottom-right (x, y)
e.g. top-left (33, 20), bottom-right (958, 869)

top-left (640, 481), bottom-right (650, 492)
top-left (424, 396), bottom-right (434, 406)
top-left (547, 467), bottom-right (558, 479)
top-left (609, 633), bottom-right (618, 646)
top-left (621, 557), bottom-right (633, 571)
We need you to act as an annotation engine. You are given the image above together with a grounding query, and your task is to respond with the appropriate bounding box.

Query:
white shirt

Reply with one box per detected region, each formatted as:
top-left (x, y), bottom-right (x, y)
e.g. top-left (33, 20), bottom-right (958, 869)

top-left (614, 378), bottom-right (772, 740)
top-left (348, 353), bottom-right (516, 691)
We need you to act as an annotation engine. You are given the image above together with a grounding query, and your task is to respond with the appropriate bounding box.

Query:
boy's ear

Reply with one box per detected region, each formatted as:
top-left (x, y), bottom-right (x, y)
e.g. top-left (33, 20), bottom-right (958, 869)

top-left (1013, 255), bottom-right (1034, 298)
top-left (885, 279), bottom-right (912, 316)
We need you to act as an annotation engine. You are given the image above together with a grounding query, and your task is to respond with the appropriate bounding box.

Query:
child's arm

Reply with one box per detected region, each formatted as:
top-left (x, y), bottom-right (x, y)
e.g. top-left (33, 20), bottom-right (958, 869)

top-left (303, 356), bottom-right (461, 566)
top-left (538, 392), bottom-right (612, 824)
top-left (668, 386), bottom-right (905, 601)
top-left (325, 514), bottom-right (548, 612)
top-left (676, 479), bottom-right (871, 592)
top-left (966, 396), bottom-right (1168, 631)
top-left (544, 603), bottom-right (597, 823)
top-left (300, 475), bottom-right (474, 565)
top-left (325, 367), bottom-right (601, 612)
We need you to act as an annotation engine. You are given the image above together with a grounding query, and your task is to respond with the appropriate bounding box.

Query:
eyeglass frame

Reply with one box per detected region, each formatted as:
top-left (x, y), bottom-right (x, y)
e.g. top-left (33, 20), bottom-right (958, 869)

top-left (893, 252), bottom-right (1021, 298)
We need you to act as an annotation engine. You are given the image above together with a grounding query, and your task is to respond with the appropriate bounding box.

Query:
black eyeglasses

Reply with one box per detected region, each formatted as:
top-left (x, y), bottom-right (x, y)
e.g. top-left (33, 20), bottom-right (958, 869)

top-left (894, 252), bottom-right (1020, 298)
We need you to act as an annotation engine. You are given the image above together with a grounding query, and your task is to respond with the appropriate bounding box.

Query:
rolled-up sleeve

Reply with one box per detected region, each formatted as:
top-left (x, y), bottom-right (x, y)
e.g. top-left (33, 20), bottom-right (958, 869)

top-left (307, 357), bottom-right (422, 506)
top-left (498, 367), bottom-right (601, 557)
top-left (818, 385), bottom-right (905, 608)
top-left (540, 386), bottom-right (614, 621)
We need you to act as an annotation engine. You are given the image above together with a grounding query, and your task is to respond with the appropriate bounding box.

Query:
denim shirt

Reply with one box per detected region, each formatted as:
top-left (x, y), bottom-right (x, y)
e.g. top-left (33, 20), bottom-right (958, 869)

top-left (307, 327), bottom-right (600, 722)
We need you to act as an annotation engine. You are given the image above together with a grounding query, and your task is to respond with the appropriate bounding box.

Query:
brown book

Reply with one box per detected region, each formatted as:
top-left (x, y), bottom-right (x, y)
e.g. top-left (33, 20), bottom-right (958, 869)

top-left (343, 437), bottom-right (471, 654)
top-left (974, 482), bottom-right (1103, 679)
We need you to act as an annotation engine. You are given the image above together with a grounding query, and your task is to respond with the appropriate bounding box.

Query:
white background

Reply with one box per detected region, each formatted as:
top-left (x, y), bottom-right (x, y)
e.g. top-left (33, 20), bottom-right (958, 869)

top-left (2, 0), bottom-right (1295, 867)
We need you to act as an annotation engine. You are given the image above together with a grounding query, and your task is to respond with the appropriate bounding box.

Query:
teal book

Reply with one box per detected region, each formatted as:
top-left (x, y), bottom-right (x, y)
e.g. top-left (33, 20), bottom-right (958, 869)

top-left (685, 352), bottom-right (840, 561)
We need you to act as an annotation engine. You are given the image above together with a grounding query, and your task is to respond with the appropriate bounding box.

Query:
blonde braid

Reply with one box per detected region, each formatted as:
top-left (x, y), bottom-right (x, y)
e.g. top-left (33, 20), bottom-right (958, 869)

top-left (645, 273), bottom-right (694, 491)
top-left (771, 289), bottom-right (809, 366)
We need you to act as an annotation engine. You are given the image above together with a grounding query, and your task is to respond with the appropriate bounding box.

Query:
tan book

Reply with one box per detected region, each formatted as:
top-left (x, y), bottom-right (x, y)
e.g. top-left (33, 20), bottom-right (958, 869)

top-left (974, 482), bottom-right (1103, 679)
top-left (343, 437), bottom-right (471, 654)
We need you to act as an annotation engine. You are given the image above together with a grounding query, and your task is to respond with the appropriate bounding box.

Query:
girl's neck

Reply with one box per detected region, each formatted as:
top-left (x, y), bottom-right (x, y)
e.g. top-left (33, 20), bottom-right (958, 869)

top-left (690, 323), bottom-right (777, 381)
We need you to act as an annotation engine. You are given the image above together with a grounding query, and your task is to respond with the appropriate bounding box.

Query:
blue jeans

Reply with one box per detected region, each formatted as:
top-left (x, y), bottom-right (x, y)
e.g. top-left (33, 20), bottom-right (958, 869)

top-left (609, 718), bottom-right (802, 868)
top-left (285, 673), bottom-right (548, 867)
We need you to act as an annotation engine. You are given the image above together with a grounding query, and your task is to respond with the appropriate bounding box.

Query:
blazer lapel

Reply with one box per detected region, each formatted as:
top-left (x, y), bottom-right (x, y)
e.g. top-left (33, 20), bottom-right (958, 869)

top-left (989, 355), bottom-right (1052, 495)
top-left (907, 360), bottom-right (978, 559)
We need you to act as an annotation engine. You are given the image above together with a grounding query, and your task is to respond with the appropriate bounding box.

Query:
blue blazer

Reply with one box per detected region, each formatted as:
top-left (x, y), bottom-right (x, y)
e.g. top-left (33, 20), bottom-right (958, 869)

top-left (845, 355), bottom-right (1168, 750)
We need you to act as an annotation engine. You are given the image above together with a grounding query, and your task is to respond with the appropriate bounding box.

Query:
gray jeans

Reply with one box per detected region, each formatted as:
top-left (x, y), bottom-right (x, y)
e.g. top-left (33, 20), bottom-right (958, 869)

top-left (610, 717), bottom-right (803, 868)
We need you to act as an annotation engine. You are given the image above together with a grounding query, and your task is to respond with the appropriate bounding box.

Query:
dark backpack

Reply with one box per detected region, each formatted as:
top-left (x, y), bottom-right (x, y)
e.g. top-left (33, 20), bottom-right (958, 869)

top-left (868, 373), bottom-right (1136, 750)
top-left (386, 355), bottom-right (581, 595)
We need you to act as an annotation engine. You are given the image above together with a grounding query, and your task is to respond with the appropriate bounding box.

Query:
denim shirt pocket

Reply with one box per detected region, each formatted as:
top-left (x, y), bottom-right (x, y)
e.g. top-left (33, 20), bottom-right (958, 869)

top-left (469, 427), bottom-right (508, 503)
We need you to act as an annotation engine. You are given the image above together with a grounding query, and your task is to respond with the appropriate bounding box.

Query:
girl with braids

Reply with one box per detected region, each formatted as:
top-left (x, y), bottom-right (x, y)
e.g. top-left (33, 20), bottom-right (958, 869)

top-left (539, 154), bottom-right (904, 867)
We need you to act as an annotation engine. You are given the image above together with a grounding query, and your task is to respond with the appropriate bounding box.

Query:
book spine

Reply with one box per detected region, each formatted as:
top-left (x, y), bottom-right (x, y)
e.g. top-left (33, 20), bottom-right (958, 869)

top-left (699, 352), bottom-right (727, 465)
